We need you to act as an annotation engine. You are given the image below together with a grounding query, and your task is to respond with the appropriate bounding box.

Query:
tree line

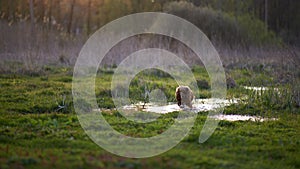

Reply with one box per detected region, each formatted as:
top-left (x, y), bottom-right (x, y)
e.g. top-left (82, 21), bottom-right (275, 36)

top-left (0, 0), bottom-right (299, 44)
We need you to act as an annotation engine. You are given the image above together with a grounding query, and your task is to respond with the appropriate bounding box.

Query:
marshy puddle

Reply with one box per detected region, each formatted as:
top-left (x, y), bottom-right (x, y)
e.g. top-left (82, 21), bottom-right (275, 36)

top-left (122, 98), bottom-right (238, 114)
top-left (96, 86), bottom-right (279, 122)
top-left (210, 114), bottom-right (277, 122)
top-left (119, 98), bottom-right (277, 122)
top-left (243, 86), bottom-right (279, 93)
top-left (243, 86), bottom-right (270, 91)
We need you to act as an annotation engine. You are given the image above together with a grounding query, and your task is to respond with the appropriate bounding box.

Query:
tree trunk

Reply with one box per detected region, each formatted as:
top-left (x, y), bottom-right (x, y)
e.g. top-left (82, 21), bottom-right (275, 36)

top-left (48, 0), bottom-right (53, 29)
top-left (29, 0), bottom-right (35, 33)
top-left (8, 0), bottom-right (14, 21)
top-left (56, 0), bottom-right (61, 26)
top-left (265, 0), bottom-right (268, 29)
top-left (21, 0), bottom-right (26, 19)
top-left (67, 0), bottom-right (76, 34)
top-left (87, 0), bottom-right (92, 35)
top-left (95, 0), bottom-right (104, 29)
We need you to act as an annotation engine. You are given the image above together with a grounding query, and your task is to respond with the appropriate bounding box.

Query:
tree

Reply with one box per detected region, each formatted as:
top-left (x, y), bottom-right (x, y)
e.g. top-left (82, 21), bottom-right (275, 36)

top-left (48, 0), bottom-right (53, 29)
top-left (87, 0), bottom-right (92, 35)
top-left (264, 0), bottom-right (268, 29)
top-left (67, 0), bottom-right (76, 34)
top-left (29, 0), bottom-right (35, 33)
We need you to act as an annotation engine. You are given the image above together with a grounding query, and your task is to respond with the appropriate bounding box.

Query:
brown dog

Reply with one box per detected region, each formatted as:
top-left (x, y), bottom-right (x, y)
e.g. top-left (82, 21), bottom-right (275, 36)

top-left (175, 86), bottom-right (194, 108)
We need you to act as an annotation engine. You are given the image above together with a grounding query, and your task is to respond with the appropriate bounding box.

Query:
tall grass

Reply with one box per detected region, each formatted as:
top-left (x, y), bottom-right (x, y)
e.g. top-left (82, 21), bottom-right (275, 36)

top-left (0, 8), bottom-right (299, 86)
top-left (244, 85), bottom-right (299, 115)
top-left (0, 21), bottom-right (84, 74)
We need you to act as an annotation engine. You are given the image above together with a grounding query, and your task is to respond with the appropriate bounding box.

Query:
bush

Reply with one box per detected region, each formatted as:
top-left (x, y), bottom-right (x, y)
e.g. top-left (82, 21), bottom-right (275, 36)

top-left (236, 14), bottom-right (281, 45)
top-left (196, 79), bottom-right (210, 89)
top-left (164, 1), bottom-right (281, 46)
top-left (226, 76), bottom-right (237, 89)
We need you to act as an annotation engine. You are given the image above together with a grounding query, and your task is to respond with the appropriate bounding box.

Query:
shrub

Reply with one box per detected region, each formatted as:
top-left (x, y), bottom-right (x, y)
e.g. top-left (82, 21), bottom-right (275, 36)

top-left (226, 76), bottom-right (237, 89)
top-left (196, 79), bottom-right (210, 89)
top-left (164, 1), bottom-right (281, 47)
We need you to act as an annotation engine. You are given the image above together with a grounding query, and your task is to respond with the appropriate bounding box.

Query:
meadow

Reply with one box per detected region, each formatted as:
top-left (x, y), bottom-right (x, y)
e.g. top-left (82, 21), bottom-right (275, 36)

top-left (0, 65), bottom-right (299, 169)
top-left (1, 0), bottom-right (300, 168)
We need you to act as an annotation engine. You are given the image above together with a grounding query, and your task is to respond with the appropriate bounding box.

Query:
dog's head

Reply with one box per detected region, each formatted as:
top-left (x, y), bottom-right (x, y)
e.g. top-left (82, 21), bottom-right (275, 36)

top-left (175, 87), bottom-right (181, 106)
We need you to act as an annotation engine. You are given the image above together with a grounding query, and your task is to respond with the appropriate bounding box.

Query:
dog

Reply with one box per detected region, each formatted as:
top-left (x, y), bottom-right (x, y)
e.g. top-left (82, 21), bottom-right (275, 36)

top-left (175, 86), bottom-right (194, 108)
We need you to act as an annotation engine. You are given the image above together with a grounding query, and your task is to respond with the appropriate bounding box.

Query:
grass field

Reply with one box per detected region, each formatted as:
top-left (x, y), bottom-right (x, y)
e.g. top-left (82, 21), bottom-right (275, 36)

top-left (0, 66), bottom-right (299, 169)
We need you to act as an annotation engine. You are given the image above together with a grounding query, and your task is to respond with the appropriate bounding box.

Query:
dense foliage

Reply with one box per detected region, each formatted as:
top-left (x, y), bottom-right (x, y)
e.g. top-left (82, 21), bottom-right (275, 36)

top-left (0, 0), bottom-right (299, 44)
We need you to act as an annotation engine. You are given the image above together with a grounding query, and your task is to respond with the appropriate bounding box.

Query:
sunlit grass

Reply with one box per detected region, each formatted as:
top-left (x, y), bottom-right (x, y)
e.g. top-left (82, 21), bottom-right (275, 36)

top-left (0, 66), bottom-right (299, 168)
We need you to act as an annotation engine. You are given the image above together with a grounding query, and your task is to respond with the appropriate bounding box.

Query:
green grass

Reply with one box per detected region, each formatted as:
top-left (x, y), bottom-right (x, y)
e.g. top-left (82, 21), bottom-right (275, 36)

top-left (0, 66), bottom-right (299, 168)
top-left (0, 111), bottom-right (299, 169)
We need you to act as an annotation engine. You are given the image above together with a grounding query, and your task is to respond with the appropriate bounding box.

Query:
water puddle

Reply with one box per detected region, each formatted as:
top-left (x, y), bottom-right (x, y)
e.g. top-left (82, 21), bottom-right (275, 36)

top-left (96, 87), bottom-right (279, 122)
top-left (120, 98), bottom-right (277, 122)
top-left (243, 86), bottom-right (279, 93)
top-left (209, 114), bottom-right (277, 122)
top-left (122, 98), bottom-right (238, 114)
top-left (244, 86), bottom-right (269, 91)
